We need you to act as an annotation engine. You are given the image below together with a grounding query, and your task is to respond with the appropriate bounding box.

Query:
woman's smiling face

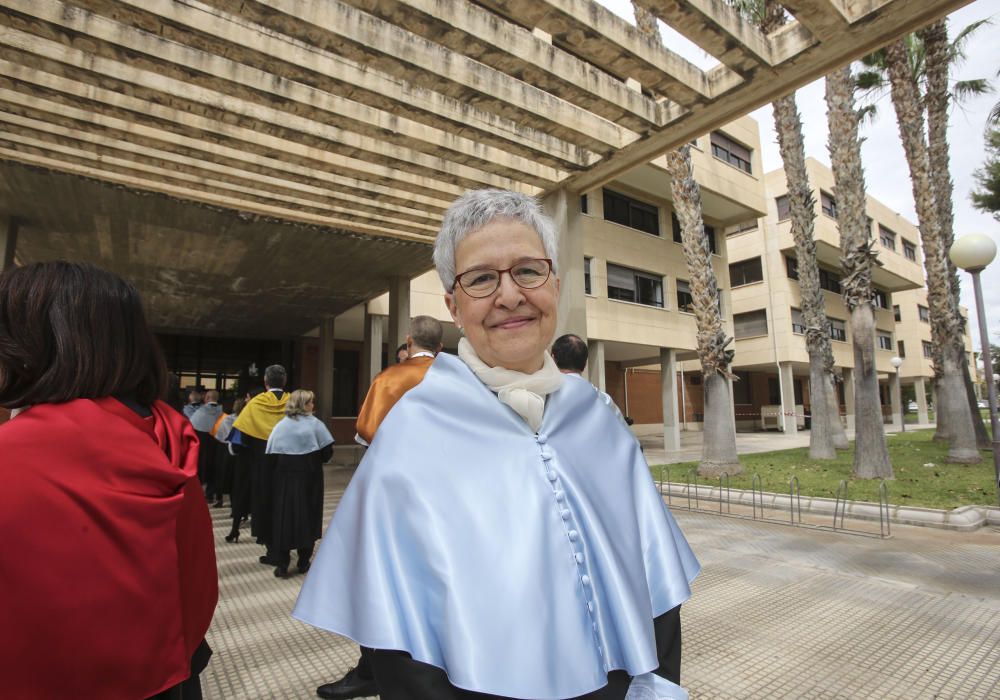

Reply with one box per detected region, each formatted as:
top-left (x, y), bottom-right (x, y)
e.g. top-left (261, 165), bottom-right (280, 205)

top-left (445, 218), bottom-right (560, 374)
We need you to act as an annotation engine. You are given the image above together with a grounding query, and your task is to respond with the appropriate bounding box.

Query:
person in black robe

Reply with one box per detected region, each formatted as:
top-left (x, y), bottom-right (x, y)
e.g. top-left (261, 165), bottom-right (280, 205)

top-left (190, 390), bottom-right (224, 505)
top-left (265, 389), bottom-right (334, 578)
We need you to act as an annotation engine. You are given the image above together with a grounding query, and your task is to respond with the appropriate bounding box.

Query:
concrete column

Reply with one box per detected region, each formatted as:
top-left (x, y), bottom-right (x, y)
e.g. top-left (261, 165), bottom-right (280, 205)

top-left (588, 338), bottom-right (606, 391)
top-left (386, 276), bottom-right (410, 357)
top-left (890, 371), bottom-right (903, 429)
top-left (361, 311), bottom-right (385, 396)
top-left (915, 377), bottom-right (929, 424)
top-left (660, 348), bottom-right (681, 452)
top-left (779, 362), bottom-right (798, 434)
top-left (542, 188), bottom-right (586, 339)
top-left (317, 316), bottom-right (335, 424)
top-left (843, 367), bottom-right (856, 431)
top-left (2, 217), bottom-right (18, 271)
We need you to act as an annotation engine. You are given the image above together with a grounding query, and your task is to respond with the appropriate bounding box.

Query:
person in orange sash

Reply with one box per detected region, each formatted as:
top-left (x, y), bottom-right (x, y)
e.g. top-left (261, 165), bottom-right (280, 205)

top-left (0, 262), bottom-right (218, 700)
top-left (315, 315), bottom-right (442, 700)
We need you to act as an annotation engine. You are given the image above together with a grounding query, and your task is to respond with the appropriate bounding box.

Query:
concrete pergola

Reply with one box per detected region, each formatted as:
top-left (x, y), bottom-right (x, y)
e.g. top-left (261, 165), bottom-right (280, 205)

top-left (0, 0), bottom-right (969, 417)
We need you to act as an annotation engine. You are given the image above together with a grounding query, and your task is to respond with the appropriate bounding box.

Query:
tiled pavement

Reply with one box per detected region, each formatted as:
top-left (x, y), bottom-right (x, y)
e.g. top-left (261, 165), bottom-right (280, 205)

top-left (202, 466), bottom-right (1000, 699)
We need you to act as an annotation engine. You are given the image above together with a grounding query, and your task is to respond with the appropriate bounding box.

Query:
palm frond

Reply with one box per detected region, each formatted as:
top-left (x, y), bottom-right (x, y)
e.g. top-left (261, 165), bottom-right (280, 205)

top-left (855, 70), bottom-right (886, 92)
top-left (856, 104), bottom-right (879, 127)
top-left (952, 78), bottom-right (992, 103)
top-left (988, 101), bottom-right (1000, 130)
top-left (949, 18), bottom-right (991, 64)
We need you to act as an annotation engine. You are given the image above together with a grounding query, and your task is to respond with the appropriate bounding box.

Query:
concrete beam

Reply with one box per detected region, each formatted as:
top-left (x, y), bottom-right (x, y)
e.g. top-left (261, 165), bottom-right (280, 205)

top-left (361, 312), bottom-right (385, 397)
top-left (779, 362), bottom-right (798, 434)
top-left (641, 0), bottom-right (773, 74)
top-left (387, 277), bottom-right (411, 355)
top-left (781, 0), bottom-right (851, 41)
top-left (661, 348), bottom-right (681, 452)
top-left (543, 188), bottom-right (587, 339)
top-left (588, 339), bottom-right (606, 391)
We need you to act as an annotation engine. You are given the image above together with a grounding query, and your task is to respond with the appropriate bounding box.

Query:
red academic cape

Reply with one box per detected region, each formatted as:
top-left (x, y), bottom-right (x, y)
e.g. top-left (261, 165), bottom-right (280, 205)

top-left (0, 398), bottom-right (218, 699)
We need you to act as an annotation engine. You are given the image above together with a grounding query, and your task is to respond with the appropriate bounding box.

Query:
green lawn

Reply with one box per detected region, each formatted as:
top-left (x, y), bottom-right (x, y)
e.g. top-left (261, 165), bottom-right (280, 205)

top-left (652, 429), bottom-right (997, 510)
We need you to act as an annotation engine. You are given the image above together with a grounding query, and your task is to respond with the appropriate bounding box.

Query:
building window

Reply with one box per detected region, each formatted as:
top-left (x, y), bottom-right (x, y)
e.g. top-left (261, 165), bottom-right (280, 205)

top-left (672, 213), bottom-right (717, 254)
top-left (819, 268), bottom-right (842, 295)
top-left (820, 191), bottom-right (838, 219)
top-left (893, 304), bottom-right (901, 322)
top-left (877, 331), bottom-right (893, 350)
top-left (922, 341), bottom-right (933, 359)
top-left (828, 317), bottom-right (847, 342)
top-left (775, 195), bottom-right (791, 221)
top-left (607, 263), bottom-right (663, 308)
top-left (873, 288), bottom-right (889, 309)
top-left (584, 257), bottom-right (592, 295)
top-left (791, 307), bottom-right (807, 335)
top-left (676, 279), bottom-right (694, 313)
top-left (879, 225), bottom-right (897, 251)
top-left (710, 131), bottom-right (752, 173)
top-left (603, 189), bottom-right (659, 236)
top-left (580, 194), bottom-right (589, 215)
top-left (729, 257), bottom-right (763, 287)
top-left (918, 304), bottom-right (930, 323)
top-left (903, 239), bottom-right (917, 261)
top-left (725, 219), bottom-right (758, 236)
top-left (786, 255), bottom-right (798, 279)
top-left (898, 340), bottom-right (906, 358)
top-left (734, 309), bottom-right (768, 339)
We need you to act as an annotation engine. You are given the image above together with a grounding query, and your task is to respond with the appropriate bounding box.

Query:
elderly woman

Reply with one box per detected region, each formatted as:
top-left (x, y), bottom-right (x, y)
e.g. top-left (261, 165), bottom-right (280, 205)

top-left (0, 262), bottom-right (217, 699)
top-left (266, 389), bottom-right (334, 578)
top-left (295, 190), bottom-right (699, 700)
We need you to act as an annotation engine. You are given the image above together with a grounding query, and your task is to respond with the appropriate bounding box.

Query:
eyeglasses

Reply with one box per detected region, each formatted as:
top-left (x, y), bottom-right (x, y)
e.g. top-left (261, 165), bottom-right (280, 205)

top-left (453, 258), bottom-right (553, 298)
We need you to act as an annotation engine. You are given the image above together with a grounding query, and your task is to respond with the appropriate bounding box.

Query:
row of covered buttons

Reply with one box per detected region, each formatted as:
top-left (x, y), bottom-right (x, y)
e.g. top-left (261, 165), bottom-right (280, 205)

top-left (536, 431), bottom-right (607, 669)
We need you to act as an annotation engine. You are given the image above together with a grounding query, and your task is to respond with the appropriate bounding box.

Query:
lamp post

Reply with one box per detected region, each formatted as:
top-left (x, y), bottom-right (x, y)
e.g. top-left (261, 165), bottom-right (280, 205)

top-left (890, 356), bottom-right (904, 433)
top-left (949, 233), bottom-right (1000, 506)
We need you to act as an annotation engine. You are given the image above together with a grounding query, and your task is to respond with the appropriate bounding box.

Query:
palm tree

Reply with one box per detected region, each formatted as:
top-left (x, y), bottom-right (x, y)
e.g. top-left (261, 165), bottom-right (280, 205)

top-left (858, 19), bottom-right (992, 449)
top-left (882, 37), bottom-right (980, 463)
top-left (825, 66), bottom-right (893, 479)
top-left (757, 1), bottom-right (846, 458)
top-left (632, 1), bottom-right (741, 477)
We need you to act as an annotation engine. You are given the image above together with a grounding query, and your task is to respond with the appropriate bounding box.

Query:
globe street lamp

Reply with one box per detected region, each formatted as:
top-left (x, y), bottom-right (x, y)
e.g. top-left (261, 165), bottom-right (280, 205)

top-left (890, 355), bottom-right (904, 433)
top-left (949, 233), bottom-right (999, 506)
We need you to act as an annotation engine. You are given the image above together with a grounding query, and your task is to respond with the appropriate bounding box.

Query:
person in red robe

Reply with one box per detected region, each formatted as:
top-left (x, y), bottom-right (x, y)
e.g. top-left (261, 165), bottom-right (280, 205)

top-left (0, 261), bottom-right (218, 700)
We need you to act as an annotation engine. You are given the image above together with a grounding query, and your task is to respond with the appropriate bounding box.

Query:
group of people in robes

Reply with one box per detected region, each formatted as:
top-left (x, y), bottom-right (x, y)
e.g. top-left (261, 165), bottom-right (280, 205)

top-left (297, 189), bottom-right (700, 700)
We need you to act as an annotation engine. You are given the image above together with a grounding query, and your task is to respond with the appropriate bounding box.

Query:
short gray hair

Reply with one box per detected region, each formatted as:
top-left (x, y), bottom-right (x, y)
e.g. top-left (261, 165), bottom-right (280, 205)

top-left (264, 364), bottom-right (287, 389)
top-left (433, 189), bottom-right (559, 290)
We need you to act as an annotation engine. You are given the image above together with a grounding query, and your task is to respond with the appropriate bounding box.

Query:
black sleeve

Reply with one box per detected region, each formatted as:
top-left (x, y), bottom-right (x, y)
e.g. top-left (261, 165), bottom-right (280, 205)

top-left (651, 605), bottom-right (682, 684)
top-left (319, 444), bottom-right (334, 463)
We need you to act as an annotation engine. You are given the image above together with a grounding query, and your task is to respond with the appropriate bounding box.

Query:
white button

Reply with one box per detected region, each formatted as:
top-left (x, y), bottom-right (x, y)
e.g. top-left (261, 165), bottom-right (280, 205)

top-left (536, 433), bottom-right (548, 444)
top-left (561, 510), bottom-right (571, 520)
top-left (568, 530), bottom-right (579, 541)
top-left (555, 491), bottom-right (565, 502)
top-left (547, 471), bottom-right (557, 482)
top-left (588, 602), bottom-right (594, 612)
top-left (575, 552), bottom-right (584, 563)
top-left (541, 450), bottom-right (553, 461)
top-left (581, 575), bottom-right (591, 586)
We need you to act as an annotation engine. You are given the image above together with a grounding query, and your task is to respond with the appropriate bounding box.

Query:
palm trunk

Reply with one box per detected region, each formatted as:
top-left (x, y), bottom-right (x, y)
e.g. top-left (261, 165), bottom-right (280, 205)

top-left (632, 0), bottom-right (740, 476)
top-left (885, 39), bottom-right (980, 463)
top-left (825, 66), bottom-right (893, 479)
top-left (826, 373), bottom-right (849, 449)
top-left (922, 20), bottom-right (991, 448)
top-left (664, 147), bottom-right (741, 477)
top-left (771, 91), bottom-right (839, 459)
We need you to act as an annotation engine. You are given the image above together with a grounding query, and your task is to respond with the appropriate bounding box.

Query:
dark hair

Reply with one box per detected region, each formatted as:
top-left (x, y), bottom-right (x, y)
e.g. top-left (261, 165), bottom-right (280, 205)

top-left (409, 315), bottom-right (442, 353)
top-left (551, 333), bottom-right (588, 373)
top-left (0, 262), bottom-right (167, 407)
top-left (264, 364), bottom-right (287, 389)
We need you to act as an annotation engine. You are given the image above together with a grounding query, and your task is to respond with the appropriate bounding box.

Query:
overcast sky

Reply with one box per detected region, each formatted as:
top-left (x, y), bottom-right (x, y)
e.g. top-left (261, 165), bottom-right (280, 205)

top-left (596, 0), bottom-right (1000, 359)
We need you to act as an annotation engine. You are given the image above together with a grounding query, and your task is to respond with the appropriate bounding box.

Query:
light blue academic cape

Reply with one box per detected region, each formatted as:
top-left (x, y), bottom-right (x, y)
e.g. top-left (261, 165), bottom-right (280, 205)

top-left (293, 353), bottom-right (700, 700)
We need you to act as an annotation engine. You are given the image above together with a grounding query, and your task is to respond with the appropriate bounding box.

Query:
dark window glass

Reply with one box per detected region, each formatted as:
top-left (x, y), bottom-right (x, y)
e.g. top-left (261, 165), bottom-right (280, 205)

top-left (676, 279), bottom-right (694, 313)
top-left (785, 255), bottom-right (798, 279)
top-left (710, 131), bottom-right (753, 173)
top-left (734, 309), bottom-right (768, 339)
top-left (584, 257), bottom-right (592, 295)
top-left (877, 332), bottom-right (893, 350)
top-left (893, 304), bottom-right (901, 322)
top-left (603, 189), bottom-right (659, 235)
top-left (873, 288), bottom-right (889, 309)
top-left (794, 379), bottom-right (804, 405)
top-left (819, 268), bottom-right (842, 295)
top-left (879, 225), bottom-right (897, 251)
top-left (897, 340), bottom-right (906, 358)
top-left (580, 194), bottom-right (589, 214)
top-left (606, 263), bottom-right (663, 308)
top-left (903, 239), bottom-right (917, 261)
top-left (918, 305), bottom-right (930, 323)
top-left (776, 195), bottom-right (791, 221)
top-left (828, 317), bottom-right (847, 342)
top-left (820, 191), bottom-right (838, 218)
top-left (673, 213), bottom-right (717, 254)
top-left (768, 377), bottom-right (781, 405)
top-left (729, 257), bottom-right (763, 287)
top-left (922, 341), bottom-right (933, 358)
top-left (790, 307), bottom-right (806, 335)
